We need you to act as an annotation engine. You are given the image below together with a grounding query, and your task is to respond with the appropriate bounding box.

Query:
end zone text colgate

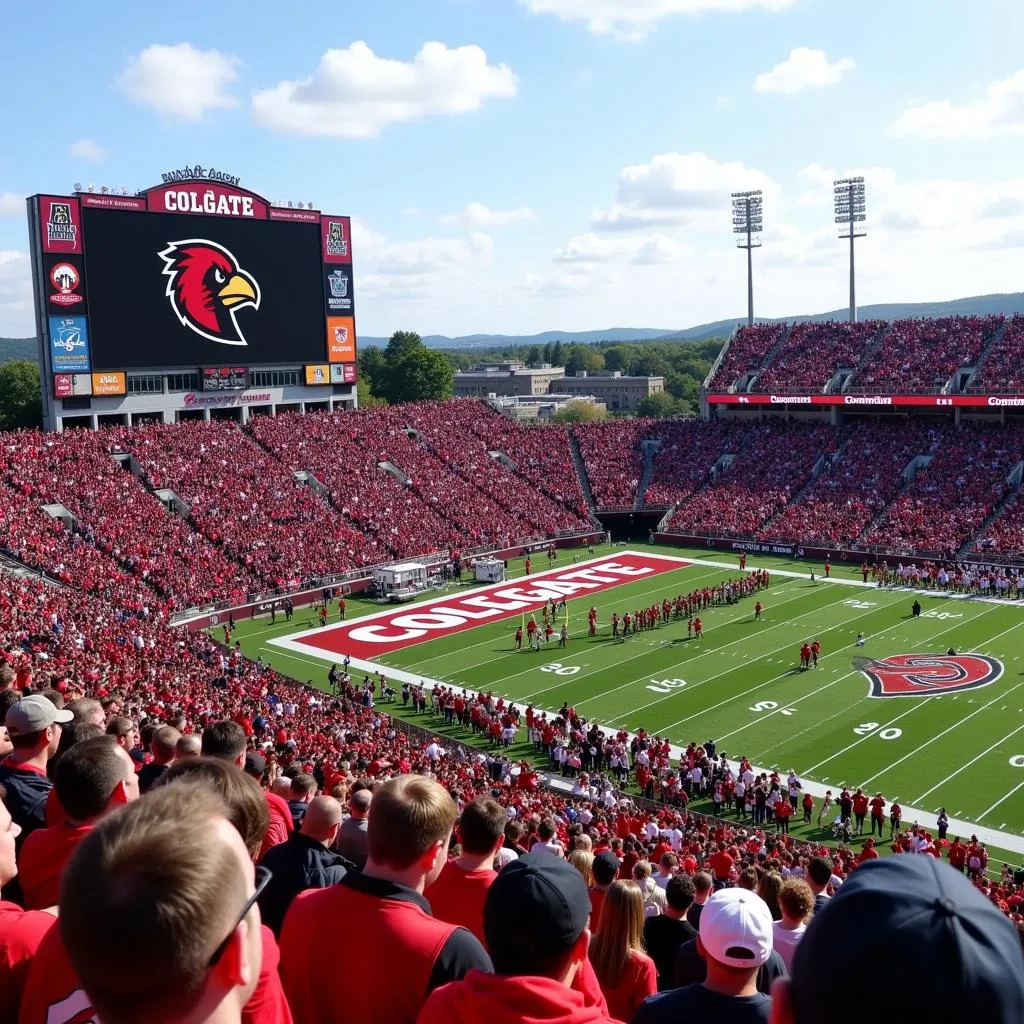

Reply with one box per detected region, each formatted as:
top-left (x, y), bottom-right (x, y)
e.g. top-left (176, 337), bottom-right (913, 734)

top-left (295, 552), bottom-right (687, 661)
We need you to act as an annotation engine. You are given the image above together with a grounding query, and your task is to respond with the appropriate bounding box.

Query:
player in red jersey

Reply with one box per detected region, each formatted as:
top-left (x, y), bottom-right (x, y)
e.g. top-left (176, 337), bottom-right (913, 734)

top-left (514, 625), bottom-right (522, 649)
top-left (810, 639), bottom-right (821, 667)
top-left (799, 643), bottom-right (811, 670)
top-left (754, 600), bottom-right (762, 620)
top-left (693, 617), bottom-right (702, 639)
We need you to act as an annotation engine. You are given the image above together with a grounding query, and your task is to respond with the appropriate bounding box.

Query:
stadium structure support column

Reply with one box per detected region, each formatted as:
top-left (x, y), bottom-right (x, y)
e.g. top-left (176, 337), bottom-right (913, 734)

top-left (835, 177), bottom-right (867, 323)
top-left (731, 191), bottom-right (763, 327)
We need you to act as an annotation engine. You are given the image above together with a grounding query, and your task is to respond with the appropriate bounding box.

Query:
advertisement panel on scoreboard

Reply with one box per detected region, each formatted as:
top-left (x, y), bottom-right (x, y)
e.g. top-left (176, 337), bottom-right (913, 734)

top-left (81, 207), bottom-right (326, 370)
top-left (201, 367), bottom-right (250, 391)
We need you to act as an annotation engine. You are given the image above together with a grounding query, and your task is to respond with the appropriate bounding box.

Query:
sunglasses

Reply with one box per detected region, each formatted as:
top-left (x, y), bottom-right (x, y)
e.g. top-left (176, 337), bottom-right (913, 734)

top-left (207, 865), bottom-right (272, 967)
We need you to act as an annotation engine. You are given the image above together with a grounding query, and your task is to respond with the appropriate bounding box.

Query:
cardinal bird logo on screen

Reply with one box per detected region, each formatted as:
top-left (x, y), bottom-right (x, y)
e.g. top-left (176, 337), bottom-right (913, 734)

top-left (159, 240), bottom-right (261, 346)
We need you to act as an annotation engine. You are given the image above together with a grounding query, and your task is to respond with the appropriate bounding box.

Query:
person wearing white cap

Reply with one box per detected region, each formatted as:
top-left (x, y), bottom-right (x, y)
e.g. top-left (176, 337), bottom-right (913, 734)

top-left (0, 695), bottom-right (73, 845)
top-left (634, 887), bottom-right (774, 1023)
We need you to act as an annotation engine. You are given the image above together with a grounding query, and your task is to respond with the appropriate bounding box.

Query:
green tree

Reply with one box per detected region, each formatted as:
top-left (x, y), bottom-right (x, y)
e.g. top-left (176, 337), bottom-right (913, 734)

top-left (565, 344), bottom-right (605, 376)
top-left (356, 378), bottom-right (387, 408)
top-left (525, 345), bottom-right (541, 367)
top-left (388, 347), bottom-right (454, 404)
top-left (628, 351), bottom-right (672, 378)
top-left (551, 339), bottom-right (564, 366)
top-left (0, 359), bottom-right (42, 430)
top-left (542, 342), bottom-right (553, 364)
top-left (384, 330), bottom-right (423, 364)
top-left (602, 345), bottom-right (632, 372)
top-left (549, 399), bottom-right (606, 423)
top-left (358, 346), bottom-right (386, 391)
top-left (637, 392), bottom-right (686, 419)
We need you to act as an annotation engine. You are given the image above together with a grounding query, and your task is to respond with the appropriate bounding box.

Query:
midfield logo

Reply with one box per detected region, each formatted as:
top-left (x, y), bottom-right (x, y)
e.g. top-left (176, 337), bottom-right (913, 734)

top-left (858, 653), bottom-right (1003, 698)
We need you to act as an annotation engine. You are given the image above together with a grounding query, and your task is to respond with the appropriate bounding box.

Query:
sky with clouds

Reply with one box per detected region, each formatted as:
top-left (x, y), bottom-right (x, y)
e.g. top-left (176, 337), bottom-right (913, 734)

top-left (1, 0), bottom-right (1023, 338)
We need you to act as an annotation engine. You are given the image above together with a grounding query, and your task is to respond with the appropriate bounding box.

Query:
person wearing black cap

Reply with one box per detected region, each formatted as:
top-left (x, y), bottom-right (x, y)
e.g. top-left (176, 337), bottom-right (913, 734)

top-left (589, 849), bottom-right (620, 932)
top-left (417, 852), bottom-right (620, 1024)
top-left (768, 856), bottom-right (1024, 1024)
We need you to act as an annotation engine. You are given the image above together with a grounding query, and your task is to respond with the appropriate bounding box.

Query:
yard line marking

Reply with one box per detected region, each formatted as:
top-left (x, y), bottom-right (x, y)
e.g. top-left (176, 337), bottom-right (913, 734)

top-left (978, 779), bottom-right (1024, 822)
top-left (912, 722), bottom-right (1024, 804)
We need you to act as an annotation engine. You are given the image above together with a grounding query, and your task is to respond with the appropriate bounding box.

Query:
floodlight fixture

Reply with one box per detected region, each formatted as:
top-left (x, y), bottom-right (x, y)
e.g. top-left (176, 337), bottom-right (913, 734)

top-left (834, 177), bottom-right (867, 322)
top-left (731, 189), bottom-right (763, 327)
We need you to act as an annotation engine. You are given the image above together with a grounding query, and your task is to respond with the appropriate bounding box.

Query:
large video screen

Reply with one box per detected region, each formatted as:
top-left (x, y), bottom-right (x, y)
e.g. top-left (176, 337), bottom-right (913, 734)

top-left (82, 208), bottom-right (326, 370)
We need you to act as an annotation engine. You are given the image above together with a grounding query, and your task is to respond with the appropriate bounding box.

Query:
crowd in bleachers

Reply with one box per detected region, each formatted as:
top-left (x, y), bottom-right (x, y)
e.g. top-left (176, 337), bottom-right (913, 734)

top-left (573, 420), bottom-right (651, 508)
top-left (969, 315), bottom-right (1024, 394)
top-left (667, 423), bottom-right (840, 537)
top-left (755, 321), bottom-right (881, 393)
top-left (849, 315), bottom-right (1002, 393)
top-left (643, 421), bottom-right (749, 507)
top-left (707, 324), bottom-right (787, 392)
top-left (863, 425), bottom-right (1024, 555)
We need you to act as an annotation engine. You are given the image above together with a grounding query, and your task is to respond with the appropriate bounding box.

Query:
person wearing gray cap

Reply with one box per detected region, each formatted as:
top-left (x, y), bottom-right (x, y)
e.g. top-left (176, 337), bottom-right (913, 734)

top-left (768, 856), bottom-right (1024, 1024)
top-left (0, 694), bottom-right (72, 844)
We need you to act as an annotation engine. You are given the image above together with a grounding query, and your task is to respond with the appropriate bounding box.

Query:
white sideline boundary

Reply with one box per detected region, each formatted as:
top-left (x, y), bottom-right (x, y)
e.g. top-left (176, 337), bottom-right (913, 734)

top-left (267, 550), bottom-right (1024, 856)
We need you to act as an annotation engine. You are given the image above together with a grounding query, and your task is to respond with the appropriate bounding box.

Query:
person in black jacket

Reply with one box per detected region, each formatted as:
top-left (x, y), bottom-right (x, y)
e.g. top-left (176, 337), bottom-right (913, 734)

top-left (259, 794), bottom-right (352, 935)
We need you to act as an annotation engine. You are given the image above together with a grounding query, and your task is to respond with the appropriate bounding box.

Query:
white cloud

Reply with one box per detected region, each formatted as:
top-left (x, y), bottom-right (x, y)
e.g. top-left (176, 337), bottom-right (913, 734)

top-left (754, 48), bottom-right (854, 94)
top-left (0, 193), bottom-right (23, 216)
top-left (593, 152), bottom-right (778, 231)
top-left (68, 139), bottom-right (105, 163)
top-left (518, 0), bottom-right (796, 41)
top-left (555, 232), bottom-right (689, 264)
top-left (438, 202), bottom-right (535, 227)
top-left (889, 69), bottom-right (1024, 139)
top-left (0, 251), bottom-right (33, 336)
top-left (117, 43), bottom-right (240, 121)
top-left (252, 41), bottom-right (517, 138)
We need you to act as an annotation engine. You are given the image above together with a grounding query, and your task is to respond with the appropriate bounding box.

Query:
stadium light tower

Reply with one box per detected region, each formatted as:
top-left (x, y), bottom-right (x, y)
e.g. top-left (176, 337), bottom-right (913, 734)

top-left (835, 176), bottom-right (867, 322)
top-left (731, 190), bottom-right (763, 326)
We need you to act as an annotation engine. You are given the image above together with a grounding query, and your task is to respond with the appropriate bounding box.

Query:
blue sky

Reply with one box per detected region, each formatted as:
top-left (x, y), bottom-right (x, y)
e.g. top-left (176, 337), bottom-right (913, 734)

top-left (2, 0), bottom-right (1024, 337)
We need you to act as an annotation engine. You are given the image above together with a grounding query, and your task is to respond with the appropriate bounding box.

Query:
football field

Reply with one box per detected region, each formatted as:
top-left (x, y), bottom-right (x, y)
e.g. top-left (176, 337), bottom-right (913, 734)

top-left (231, 543), bottom-right (1024, 860)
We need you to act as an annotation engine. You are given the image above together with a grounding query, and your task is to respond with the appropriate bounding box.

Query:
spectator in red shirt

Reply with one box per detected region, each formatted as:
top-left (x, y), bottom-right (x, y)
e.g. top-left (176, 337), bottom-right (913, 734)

top-left (426, 797), bottom-right (506, 945)
top-left (868, 793), bottom-right (886, 837)
top-left (244, 753), bottom-right (292, 860)
top-left (137, 725), bottom-right (180, 794)
top-left (418, 853), bottom-right (620, 1024)
top-left (19, 736), bottom-right (140, 910)
top-left (587, 850), bottom-right (620, 933)
top-left (851, 790), bottom-right (869, 835)
top-left (23, 781), bottom-right (271, 1024)
top-left (279, 776), bottom-right (492, 1023)
top-left (709, 842), bottom-right (735, 888)
top-left (0, 790), bottom-right (56, 1020)
top-left (589, 881), bottom-right (657, 1021)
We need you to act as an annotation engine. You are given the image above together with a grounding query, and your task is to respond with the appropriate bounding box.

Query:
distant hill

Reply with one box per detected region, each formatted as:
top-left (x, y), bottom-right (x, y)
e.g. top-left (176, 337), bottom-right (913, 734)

top-left (0, 338), bottom-right (36, 363)
top-left (8, 292), bottom-right (1024, 363)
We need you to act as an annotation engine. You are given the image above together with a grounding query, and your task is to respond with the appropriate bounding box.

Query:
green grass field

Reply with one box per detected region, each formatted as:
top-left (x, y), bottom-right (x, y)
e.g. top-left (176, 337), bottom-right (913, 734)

top-left (228, 542), bottom-right (1024, 864)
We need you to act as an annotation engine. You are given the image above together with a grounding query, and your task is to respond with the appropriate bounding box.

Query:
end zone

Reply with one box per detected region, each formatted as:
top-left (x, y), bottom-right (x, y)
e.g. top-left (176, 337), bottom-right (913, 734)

top-left (269, 549), bottom-right (691, 663)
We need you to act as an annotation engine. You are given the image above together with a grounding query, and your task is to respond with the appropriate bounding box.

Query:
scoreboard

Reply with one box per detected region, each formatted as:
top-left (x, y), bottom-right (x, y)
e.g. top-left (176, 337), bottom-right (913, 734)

top-left (28, 171), bottom-right (357, 412)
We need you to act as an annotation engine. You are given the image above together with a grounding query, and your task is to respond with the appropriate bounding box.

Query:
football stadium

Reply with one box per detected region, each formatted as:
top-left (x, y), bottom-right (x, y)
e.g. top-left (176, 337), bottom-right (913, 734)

top-left (5, 7), bottom-right (1024, 1021)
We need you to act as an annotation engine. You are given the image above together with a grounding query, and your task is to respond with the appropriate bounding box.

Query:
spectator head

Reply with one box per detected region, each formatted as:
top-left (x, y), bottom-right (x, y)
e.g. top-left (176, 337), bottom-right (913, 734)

top-left (778, 878), bottom-right (813, 927)
top-left (106, 716), bottom-right (138, 753)
top-left (150, 726), bottom-right (180, 766)
top-left (0, 690), bottom-right (22, 728)
top-left (771, 857), bottom-right (1024, 1024)
top-left (6, 694), bottom-right (73, 760)
top-left (484, 852), bottom-right (591, 983)
top-left (201, 721), bottom-right (247, 767)
top-left (289, 774), bottom-right (317, 804)
top-left (806, 857), bottom-right (833, 894)
top-left (698, 888), bottom-right (774, 993)
top-left (174, 734), bottom-right (201, 761)
top-left (159, 757), bottom-right (270, 861)
top-left (665, 873), bottom-right (696, 916)
top-left (349, 789), bottom-right (372, 819)
top-left (0, 665), bottom-right (15, 691)
top-left (567, 850), bottom-right (594, 888)
top-left (37, 688), bottom-right (66, 710)
top-left (242, 751), bottom-right (266, 782)
top-left (589, 881), bottom-right (645, 988)
top-left (300, 796), bottom-right (343, 847)
top-left (632, 860), bottom-right (652, 882)
top-left (739, 867), bottom-right (759, 892)
top-left (365, 775), bottom-right (457, 887)
top-left (67, 697), bottom-right (105, 728)
top-left (574, 832), bottom-right (593, 852)
top-left (0, 786), bottom-right (21, 889)
top-left (271, 776), bottom-right (292, 800)
top-left (658, 852), bottom-right (677, 875)
top-left (592, 850), bottom-right (620, 887)
top-left (59, 782), bottom-right (264, 1024)
top-left (55, 736), bottom-right (140, 822)
top-left (758, 871), bottom-right (783, 918)
top-left (52, 721), bottom-right (106, 769)
top-left (537, 818), bottom-right (556, 842)
top-left (458, 797), bottom-right (507, 857)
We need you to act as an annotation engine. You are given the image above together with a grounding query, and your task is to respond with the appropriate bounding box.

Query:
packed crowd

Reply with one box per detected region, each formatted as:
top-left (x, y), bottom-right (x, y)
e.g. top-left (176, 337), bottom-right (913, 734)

top-left (1, 559), bottom-right (1023, 1022)
top-left (969, 315), bottom-right (1024, 394)
top-left (850, 315), bottom-right (1003, 393)
top-left (755, 320), bottom-right (882, 393)
top-left (707, 324), bottom-right (787, 393)
top-left (572, 421), bottom-right (651, 508)
top-left (667, 423), bottom-right (841, 537)
top-left (761, 422), bottom-right (945, 546)
top-left (864, 424), bottom-right (1024, 555)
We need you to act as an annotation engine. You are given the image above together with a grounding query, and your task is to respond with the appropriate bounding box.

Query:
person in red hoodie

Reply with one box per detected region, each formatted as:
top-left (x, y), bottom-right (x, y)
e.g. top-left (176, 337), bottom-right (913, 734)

top-left (417, 852), bottom-right (622, 1024)
top-left (426, 797), bottom-right (506, 946)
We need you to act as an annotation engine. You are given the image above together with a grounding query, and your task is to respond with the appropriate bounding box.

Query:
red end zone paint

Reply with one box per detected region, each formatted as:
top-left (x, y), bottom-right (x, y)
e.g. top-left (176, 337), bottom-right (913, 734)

top-left (293, 552), bottom-right (688, 660)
